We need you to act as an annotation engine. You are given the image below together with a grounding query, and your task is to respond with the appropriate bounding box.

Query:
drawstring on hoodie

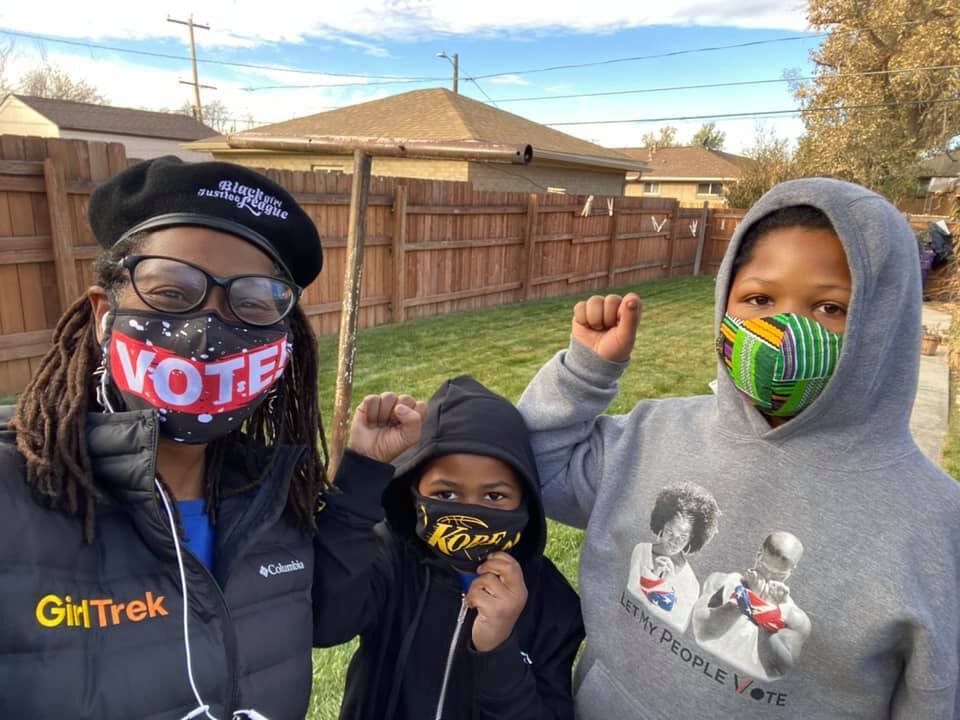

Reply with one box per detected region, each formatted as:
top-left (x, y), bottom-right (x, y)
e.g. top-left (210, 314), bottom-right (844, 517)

top-left (155, 479), bottom-right (271, 720)
top-left (434, 595), bottom-right (469, 720)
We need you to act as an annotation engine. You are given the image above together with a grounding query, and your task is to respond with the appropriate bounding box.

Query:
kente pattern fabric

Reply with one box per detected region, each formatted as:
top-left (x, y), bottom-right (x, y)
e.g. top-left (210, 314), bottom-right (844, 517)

top-left (718, 312), bottom-right (843, 417)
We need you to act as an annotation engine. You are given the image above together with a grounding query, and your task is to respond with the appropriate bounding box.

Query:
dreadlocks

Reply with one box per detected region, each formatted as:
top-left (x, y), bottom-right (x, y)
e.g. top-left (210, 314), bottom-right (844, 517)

top-left (11, 233), bottom-right (329, 543)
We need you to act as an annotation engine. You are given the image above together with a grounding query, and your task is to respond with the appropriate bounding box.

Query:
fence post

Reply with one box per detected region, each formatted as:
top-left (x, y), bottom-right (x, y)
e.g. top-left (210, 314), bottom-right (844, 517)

top-left (43, 158), bottom-right (80, 311)
top-left (522, 193), bottom-right (539, 300)
top-left (330, 150), bottom-right (372, 476)
top-left (692, 200), bottom-right (709, 276)
top-left (665, 201), bottom-right (681, 277)
top-left (391, 182), bottom-right (408, 323)
top-left (606, 197), bottom-right (619, 286)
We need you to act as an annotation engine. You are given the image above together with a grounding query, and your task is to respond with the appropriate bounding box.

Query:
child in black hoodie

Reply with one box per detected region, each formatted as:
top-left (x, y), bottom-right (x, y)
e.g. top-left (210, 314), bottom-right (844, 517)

top-left (313, 375), bottom-right (584, 720)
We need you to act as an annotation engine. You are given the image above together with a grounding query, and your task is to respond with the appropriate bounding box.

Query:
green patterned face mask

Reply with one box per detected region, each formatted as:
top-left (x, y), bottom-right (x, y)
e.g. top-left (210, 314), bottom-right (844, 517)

top-left (717, 313), bottom-right (843, 417)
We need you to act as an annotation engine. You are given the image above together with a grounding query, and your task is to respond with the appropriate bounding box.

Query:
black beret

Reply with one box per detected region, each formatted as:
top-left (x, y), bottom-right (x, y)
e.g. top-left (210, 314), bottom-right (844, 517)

top-left (88, 155), bottom-right (323, 287)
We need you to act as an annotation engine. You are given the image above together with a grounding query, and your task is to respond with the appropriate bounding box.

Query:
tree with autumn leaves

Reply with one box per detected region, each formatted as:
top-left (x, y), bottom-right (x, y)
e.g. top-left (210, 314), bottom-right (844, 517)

top-left (793, 0), bottom-right (960, 201)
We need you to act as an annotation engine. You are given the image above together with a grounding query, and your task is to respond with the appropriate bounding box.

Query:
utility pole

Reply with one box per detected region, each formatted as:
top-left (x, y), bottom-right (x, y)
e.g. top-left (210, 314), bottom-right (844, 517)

top-left (436, 51), bottom-right (459, 94)
top-left (168, 15), bottom-right (215, 123)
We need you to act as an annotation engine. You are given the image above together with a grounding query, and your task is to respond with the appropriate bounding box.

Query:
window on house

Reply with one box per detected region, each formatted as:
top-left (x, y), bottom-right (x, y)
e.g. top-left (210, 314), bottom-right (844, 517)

top-left (642, 182), bottom-right (661, 194)
top-left (697, 182), bottom-right (723, 195)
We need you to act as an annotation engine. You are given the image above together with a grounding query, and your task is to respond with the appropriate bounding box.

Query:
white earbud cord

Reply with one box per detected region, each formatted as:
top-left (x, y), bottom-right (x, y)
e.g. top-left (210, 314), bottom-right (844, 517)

top-left (156, 479), bottom-right (217, 720)
top-left (157, 481), bottom-right (272, 720)
top-left (101, 322), bottom-right (268, 720)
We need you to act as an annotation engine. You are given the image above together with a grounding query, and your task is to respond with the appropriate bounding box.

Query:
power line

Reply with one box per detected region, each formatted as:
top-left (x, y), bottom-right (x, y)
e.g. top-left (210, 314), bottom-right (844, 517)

top-left (467, 77), bottom-right (499, 107)
top-left (460, 63), bottom-right (498, 107)
top-left (241, 77), bottom-right (438, 91)
top-left (544, 96), bottom-right (960, 125)
top-left (468, 15), bottom-right (959, 82)
top-left (244, 33), bottom-right (831, 91)
top-left (469, 33), bottom-right (827, 81)
top-left (233, 16), bottom-right (959, 92)
top-left (489, 64), bottom-right (960, 103)
top-left (0, 28), bottom-right (445, 82)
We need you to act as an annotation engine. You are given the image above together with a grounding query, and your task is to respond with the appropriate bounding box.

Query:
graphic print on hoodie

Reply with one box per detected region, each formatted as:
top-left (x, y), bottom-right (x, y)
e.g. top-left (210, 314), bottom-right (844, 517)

top-left (518, 178), bottom-right (960, 720)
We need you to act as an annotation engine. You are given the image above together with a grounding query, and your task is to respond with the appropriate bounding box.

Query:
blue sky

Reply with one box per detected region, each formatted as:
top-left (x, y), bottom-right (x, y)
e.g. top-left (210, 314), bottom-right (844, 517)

top-left (0, 1), bottom-right (821, 152)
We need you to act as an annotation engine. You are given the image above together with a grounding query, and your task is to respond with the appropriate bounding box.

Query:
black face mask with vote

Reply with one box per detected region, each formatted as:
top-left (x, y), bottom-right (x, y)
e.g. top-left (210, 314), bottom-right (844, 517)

top-left (99, 308), bottom-right (290, 444)
top-left (413, 492), bottom-right (529, 571)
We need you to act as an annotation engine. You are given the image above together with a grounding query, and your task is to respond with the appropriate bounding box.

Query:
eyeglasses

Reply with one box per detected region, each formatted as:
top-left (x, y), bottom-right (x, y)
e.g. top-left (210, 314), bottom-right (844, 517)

top-left (120, 255), bottom-right (301, 326)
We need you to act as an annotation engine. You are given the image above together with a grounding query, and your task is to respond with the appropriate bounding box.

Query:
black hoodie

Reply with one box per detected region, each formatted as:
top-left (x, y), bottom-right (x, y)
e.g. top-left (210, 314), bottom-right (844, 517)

top-left (313, 376), bottom-right (584, 720)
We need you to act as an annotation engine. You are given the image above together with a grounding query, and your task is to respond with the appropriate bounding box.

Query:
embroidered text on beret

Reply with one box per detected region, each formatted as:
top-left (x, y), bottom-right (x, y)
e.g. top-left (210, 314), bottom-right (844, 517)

top-left (88, 155), bottom-right (323, 287)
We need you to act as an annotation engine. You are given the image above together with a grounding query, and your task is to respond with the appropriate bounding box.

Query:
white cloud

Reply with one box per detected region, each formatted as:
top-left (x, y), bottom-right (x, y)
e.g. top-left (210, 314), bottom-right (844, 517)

top-left (0, 1), bottom-right (810, 49)
top-left (3, 46), bottom-right (388, 130)
top-left (486, 74), bottom-right (530, 86)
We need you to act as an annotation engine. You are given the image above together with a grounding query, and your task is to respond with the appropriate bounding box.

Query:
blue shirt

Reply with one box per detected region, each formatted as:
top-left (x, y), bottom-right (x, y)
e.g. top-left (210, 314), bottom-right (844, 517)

top-left (456, 570), bottom-right (478, 593)
top-left (177, 498), bottom-right (215, 572)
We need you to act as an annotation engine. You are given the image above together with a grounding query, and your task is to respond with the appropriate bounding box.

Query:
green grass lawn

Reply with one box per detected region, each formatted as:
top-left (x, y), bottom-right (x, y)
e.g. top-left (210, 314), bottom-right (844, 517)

top-left (0, 275), bottom-right (955, 716)
top-left (307, 274), bottom-right (719, 719)
top-left (942, 369), bottom-right (960, 480)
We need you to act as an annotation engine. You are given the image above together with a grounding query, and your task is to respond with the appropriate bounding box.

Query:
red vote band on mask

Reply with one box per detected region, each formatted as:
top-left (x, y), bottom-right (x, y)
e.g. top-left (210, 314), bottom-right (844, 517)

top-left (101, 309), bottom-right (290, 443)
top-left (109, 330), bottom-right (287, 414)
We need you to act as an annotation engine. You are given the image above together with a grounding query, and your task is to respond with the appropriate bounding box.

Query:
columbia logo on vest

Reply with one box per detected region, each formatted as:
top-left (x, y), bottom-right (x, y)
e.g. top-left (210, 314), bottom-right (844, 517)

top-left (259, 559), bottom-right (305, 578)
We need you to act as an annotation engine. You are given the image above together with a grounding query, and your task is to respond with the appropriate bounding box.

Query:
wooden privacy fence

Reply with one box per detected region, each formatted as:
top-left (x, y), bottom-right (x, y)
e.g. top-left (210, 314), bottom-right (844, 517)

top-left (0, 133), bottom-right (737, 395)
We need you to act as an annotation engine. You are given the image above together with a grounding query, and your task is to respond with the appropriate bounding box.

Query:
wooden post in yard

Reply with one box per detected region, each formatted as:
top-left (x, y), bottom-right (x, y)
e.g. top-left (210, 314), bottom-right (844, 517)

top-left (692, 200), bottom-right (709, 276)
top-left (330, 149), bottom-right (372, 475)
top-left (664, 201), bottom-right (681, 277)
top-left (522, 193), bottom-right (539, 300)
top-left (391, 182), bottom-right (408, 323)
top-left (606, 197), bottom-right (619, 285)
top-left (43, 158), bottom-right (80, 311)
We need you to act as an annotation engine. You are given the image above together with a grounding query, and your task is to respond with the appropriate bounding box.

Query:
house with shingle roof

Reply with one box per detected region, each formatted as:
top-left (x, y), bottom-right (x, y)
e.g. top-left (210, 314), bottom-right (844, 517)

top-left (899, 153), bottom-right (960, 215)
top-left (615, 146), bottom-right (752, 207)
top-left (0, 94), bottom-right (216, 161)
top-left (186, 88), bottom-right (643, 195)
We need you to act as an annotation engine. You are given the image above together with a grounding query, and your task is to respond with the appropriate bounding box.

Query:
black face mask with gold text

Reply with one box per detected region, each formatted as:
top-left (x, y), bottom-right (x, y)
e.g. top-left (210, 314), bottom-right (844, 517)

top-left (413, 493), bottom-right (529, 571)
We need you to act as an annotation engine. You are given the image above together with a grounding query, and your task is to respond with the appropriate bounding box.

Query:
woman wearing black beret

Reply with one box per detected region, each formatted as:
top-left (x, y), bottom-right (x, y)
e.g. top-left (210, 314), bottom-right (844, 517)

top-left (0, 156), bottom-right (422, 719)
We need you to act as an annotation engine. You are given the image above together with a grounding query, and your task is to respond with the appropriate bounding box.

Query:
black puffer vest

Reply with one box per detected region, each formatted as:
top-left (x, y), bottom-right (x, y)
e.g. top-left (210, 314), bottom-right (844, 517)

top-left (0, 407), bottom-right (314, 719)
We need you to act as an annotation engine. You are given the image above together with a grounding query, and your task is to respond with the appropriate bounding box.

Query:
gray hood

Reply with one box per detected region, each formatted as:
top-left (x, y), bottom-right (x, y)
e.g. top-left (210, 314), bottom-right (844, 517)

top-left (713, 178), bottom-right (922, 468)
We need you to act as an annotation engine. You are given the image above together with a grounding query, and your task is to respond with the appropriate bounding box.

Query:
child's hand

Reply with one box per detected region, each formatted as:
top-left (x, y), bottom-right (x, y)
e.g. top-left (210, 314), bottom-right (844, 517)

top-left (467, 552), bottom-right (528, 652)
top-left (348, 392), bottom-right (427, 464)
top-left (571, 292), bottom-right (642, 362)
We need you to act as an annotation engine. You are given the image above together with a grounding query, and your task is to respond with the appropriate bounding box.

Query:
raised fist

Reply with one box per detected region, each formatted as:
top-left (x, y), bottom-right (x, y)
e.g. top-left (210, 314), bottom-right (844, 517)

top-left (348, 392), bottom-right (427, 464)
top-left (571, 293), bottom-right (642, 362)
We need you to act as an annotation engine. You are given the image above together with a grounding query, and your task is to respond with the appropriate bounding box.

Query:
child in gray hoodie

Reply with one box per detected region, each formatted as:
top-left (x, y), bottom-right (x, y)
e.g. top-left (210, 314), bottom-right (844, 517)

top-left (517, 178), bottom-right (959, 719)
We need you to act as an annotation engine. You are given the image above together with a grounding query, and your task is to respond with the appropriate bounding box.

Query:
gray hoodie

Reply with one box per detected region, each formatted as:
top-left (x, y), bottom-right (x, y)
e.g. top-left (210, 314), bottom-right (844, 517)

top-left (517, 178), bottom-right (960, 719)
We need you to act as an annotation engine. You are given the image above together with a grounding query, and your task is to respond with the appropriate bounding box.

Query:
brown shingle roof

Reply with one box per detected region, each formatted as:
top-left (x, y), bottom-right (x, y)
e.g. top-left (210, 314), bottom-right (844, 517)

top-left (230, 88), bottom-right (636, 165)
top-left (13, 95), bottom-right (217, 141)
top-left (614, 146), bottom-right (751, 179)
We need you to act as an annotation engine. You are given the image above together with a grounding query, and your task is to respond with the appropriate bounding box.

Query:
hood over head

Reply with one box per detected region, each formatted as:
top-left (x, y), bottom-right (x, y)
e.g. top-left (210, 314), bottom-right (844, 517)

top-left (385, 375), bottom-right (546, 567)
top-left (714, 177), bottom-right (922, 466)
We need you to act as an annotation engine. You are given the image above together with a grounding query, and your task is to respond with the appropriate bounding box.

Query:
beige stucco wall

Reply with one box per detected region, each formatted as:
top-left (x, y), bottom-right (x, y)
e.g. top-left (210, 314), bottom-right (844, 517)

top-left (0, 97), bottom-right (58, 136)
top-left (58, 130), bottom-right (213, 161)
top-left (625, 179), bottom-right (729, 207)
top-left (468, 162), bottom-right (625, 195)
top-left (207, 150), bottom-right (624, 194)
top-left (210, 152), bottom-right (471, 182)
